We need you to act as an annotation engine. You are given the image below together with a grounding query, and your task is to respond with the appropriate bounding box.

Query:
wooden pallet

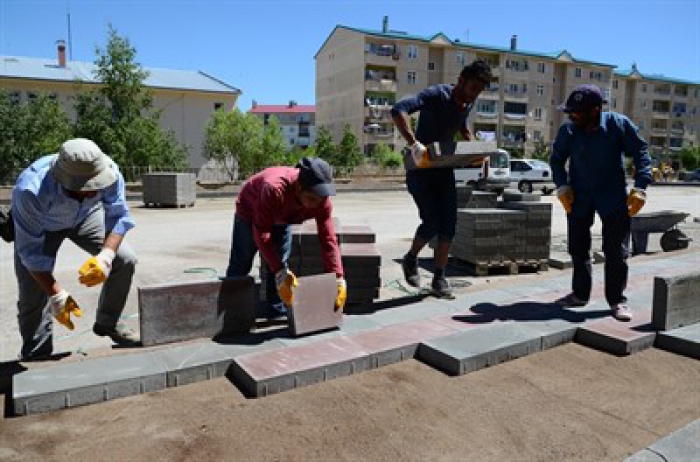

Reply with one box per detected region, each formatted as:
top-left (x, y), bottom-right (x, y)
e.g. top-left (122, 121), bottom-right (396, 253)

top-left (143, 202), bottom-right (195, 208)
top-left (449, 257), bottom-right (548, 276)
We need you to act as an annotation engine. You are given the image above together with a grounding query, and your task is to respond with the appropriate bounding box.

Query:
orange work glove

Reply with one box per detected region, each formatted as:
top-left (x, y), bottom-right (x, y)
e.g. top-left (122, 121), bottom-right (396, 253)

top-left (627, 187), bottom-right (647, 216)
top-left (79, 248), bottom-right (115, 287)
top-left (557, 185), bottom-right (574, 215)
top-left (409, 141), bottom-right (429, 168)
top-left (49, 290), bottom-right (83, 330)
top-left (335, 278), bottom-right (347, 312)
top-left (275, 268), bottom-right (298, 307)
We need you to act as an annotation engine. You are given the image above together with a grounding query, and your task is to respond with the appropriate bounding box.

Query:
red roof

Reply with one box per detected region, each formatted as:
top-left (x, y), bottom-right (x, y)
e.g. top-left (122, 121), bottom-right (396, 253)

top-left (249, 104), bottom-right (315, 114)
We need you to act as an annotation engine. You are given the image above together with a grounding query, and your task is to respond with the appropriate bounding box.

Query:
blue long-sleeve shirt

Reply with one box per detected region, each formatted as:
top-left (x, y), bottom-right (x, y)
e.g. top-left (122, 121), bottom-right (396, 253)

top-left (12, 155), bottom-right (135, 272)
top-left (550, 111), bottom-right (652, 218)
top-left (391, 84), bottom-right (473, 144)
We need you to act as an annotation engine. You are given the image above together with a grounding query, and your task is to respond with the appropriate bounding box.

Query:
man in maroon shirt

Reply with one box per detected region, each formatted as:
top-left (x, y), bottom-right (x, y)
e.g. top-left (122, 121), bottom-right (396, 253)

top-left (226, 157), bottom-right (346, 318)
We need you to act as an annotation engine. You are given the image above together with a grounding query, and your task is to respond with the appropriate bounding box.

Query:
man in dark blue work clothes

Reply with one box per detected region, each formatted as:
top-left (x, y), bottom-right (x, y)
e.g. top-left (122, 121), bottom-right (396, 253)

top-left (391, 60), bottom-right (492, 297)
top-left (550, 84), bottom-right (652, 321)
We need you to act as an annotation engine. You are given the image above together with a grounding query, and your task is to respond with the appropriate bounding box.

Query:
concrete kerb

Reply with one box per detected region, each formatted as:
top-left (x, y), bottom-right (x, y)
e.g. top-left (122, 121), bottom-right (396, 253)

top-left (625, 419), bottom-right (700, 462)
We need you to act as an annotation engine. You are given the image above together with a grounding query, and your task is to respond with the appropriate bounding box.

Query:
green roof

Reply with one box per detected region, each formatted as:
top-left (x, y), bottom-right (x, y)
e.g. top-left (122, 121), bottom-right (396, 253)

top-left (614, 69), bottom-right (699, 85)
top-left (316, 25), bottom-right (617, 68)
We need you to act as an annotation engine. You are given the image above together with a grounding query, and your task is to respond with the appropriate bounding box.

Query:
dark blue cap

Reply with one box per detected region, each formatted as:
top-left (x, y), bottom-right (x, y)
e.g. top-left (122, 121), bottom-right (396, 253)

top-left (296, 157), bottom-right (336, 197)
top-left (559, 84), bottom-right (606, 113)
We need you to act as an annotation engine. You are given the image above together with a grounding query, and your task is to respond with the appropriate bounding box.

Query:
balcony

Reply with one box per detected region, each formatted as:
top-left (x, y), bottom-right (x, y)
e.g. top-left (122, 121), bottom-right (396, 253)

top-left (475, 111), bottom-right (498, 120)
top-left (504, 113), bottom-right (527, 122)
top-left (652, 110), bottom-right (670, 119)
top-left (365, 45), bottom-right (400, 65)
top-left (364, 106), bottom-right (393, 121)
top-left (365, 79), bottom-right (397, 92)
top-left (651, 126), bottom-right (667, 135)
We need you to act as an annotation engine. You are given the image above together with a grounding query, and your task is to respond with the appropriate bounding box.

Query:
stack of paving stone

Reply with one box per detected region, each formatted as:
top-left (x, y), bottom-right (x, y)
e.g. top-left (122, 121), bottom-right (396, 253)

top-left (260, 219), bottom-right (381, 307)
top-left (455, 186), bottom-right (498, 209)
top-left (142, 172), bottom-right (196, 207)
top-left (450, 190), bottom-right (551, 275)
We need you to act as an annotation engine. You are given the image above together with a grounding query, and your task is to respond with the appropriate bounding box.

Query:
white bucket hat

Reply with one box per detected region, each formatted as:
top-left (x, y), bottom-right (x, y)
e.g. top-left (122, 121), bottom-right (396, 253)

top-left (51, 138), bottom-right (117, 191)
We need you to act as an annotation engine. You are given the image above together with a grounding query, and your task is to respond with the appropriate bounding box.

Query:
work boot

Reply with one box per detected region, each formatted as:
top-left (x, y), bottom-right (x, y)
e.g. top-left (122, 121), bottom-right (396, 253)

top-left (266, 302), bottom-right (288, 320)
top-left (401, 253), bottom-right (421, 287)
top-left (555, 293), bottom-right (588, 307)
top-left (93, 323), bottom-right (140, 346)
top-left (611, 303), bottom-right (633, 322)
top-left (431, 277), bottom-right (454, 298)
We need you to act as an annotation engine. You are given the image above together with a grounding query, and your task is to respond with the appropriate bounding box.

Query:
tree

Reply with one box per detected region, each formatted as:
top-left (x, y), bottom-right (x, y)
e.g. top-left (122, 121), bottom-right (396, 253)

top-left (371, 142), bottom-right (402, 169)
top-left (261, 115), bottom-right (287, 167)
top-left (203, 109), bottom-right (263, 180)
top-left (531, 139), bottom-right (550, 161)
top-left (314, 126), bottom-right (337, 165)
top-left (0, 91), bottom-right (73, 183)
top-left (337, 124), bottom-right (364, 171)
top-left (73, 25), bottom-right (186, 169)
top-left (679, 146), bottom-right (700, 171)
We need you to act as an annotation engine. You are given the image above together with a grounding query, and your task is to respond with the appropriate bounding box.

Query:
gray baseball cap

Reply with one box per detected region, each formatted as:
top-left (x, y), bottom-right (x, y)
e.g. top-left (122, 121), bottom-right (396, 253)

top-left (296, 157), bottom-right (336, 197)
top-left (51, 138), bottom-right (117, 191)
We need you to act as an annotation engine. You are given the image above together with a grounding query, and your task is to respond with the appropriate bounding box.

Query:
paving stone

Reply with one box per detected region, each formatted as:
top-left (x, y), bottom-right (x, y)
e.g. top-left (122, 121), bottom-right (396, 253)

top-left (417, 323), bottom-right (544, 376)
top-left (652, 271), bottom-right (700, 331)
top-left (138, 277), bottom-right (255, 346)
top-left (338, 224), bottom-right (376, 243)
top-left (228, 336), bottom-right (370, 397)
top-left (575, 310), bottom-right (656, 355)
top-left (341, 243), bottom-right (381, 267)
top-left (655, 324), bottom-right (700, 359)
top-left (366, 298), bottom-right (454, 326)
top-left (625, 419), bottom-right (700, 462)
top-left (288, 273), bottom-right (342, 337)
top-left (13, 352), bottom-right (167, 416)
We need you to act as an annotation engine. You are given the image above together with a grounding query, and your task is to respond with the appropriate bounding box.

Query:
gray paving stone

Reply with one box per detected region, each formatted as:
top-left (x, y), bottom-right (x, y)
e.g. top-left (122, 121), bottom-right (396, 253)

top-left (625, 419), bottom-right (700, 462)
top-left (288, 273), bottom-right (342, 336)
top-left (13, 352), bottom-right (167, 416)
top-left (138, 276), bottom-right (255, 346)
top-left (366, 298), bottom-right (454, 326)
top-left (655, 324), bottom-right (700, 359)
top-left (652, 271), bottom-right (700, 331)
top-left (417, 323), bottom-right (544, 376)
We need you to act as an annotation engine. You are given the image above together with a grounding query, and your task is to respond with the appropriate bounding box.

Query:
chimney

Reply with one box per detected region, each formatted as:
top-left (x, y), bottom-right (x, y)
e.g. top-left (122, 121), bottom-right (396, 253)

top-left (57, 39), bottom-right (67, 67)
top-left (382, 15), bottom-right (389, 33)
top-left (252, 99), bottom-right (257, 109)
top-left (510, 35), bottom-right (517, 51)
top-left (288, 100), bottom-right (297, 108)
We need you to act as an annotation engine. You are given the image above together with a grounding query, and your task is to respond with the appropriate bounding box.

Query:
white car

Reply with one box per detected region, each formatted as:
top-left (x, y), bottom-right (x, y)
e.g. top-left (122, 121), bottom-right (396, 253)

top-left (509, 159), bottom-right (555, 194)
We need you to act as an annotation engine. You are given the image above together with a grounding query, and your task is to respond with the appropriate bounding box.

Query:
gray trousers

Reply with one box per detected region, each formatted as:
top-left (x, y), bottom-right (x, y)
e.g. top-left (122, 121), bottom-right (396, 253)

top-left (14, 207), bottom-right (137, 358)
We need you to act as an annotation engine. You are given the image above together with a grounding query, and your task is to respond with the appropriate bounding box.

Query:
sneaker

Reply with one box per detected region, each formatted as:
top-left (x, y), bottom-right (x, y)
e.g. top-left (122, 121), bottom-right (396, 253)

top-left (93, 323), bottom-right (141, 346)
top-left (555, 293), bottom-right (589, 307)
top-left (401, 254), bottom-right (421, 288)
top-left (431, 277), bottom-right (454, 298)
top-left (267, 302), bottom-right (288, 320)
top-left (611, 303), bottom-right (633, 322)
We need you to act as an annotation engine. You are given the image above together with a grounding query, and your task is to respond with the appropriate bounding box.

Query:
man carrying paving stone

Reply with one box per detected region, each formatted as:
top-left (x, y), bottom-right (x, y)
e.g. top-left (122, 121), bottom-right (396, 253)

top-left (225, 157), bottom-right (347, 318)
top-left (391, 59), bottom-right (492, 297)
top-left (12, 138), bottom-right (139, 361)
top-left (550, 84), bottom-right (652, 321)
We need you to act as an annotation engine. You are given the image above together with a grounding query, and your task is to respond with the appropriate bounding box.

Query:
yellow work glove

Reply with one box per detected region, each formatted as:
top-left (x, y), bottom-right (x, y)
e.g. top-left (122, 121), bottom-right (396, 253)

top-left (49, 290), bottom-right (82, 330)
top-left (275, 268), bottom-right (298, 307)
top-left (335, 278), bottom-right (347, 312)
top-left (627, 187), bottom-right (647, 216)
top-left (78, 248), bottom-right (115, 287)
top-left (409, 141), bottom-right (429, 168)
top-left (557, 185), bottom-right (574, 215)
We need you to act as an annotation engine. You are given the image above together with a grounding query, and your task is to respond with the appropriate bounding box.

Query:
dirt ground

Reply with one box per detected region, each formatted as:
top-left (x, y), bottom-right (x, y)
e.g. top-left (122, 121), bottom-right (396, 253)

top-left (1, 344), bottom-right (698, 462)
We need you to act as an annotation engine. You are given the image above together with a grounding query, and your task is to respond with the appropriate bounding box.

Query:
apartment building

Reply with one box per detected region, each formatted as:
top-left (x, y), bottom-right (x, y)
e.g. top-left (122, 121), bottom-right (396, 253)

top-left (612, 64), bottom-right (700, 161)
top-left (249, 101), bottom-right (316, 149)
top-left (0, 41), bottom-right (241, 169)
top-left (315, 17), bottom-right (699, 160)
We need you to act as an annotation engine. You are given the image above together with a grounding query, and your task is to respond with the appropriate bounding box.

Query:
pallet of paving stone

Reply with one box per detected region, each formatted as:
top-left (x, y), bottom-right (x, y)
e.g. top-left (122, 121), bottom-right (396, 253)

top-left (448, 257), bottom-right (547, 277)
top-left (142, 172), bottom-right (196, 208)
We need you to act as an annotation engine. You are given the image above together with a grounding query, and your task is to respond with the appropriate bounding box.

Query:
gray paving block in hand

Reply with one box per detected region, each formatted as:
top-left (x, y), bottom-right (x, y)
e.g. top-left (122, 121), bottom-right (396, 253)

top-left (288, 273), bottom-right (342, 336)
top-left (655, 324), bottom-right (700, 359)
top-left (417, 323), bottom-right (543, 376)
top-left (138, 276), bottom-right (255, 346)
top-left (625, 419), bottom-right (700, 462)
top-left (652, 271), bottom-right (700, 331)
top-left (13, 352), bottom-right (167, 415)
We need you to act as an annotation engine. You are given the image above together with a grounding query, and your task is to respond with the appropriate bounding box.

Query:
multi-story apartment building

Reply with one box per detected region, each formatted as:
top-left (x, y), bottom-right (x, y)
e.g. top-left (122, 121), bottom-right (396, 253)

top-left (316, 17), bottom-right (699, 160)
top-left (0, 41), bottom-right (241, 168)
top-left (612, 64), bottom-right (700, 162)
top-left (249, 101), bottom-right (316, 149)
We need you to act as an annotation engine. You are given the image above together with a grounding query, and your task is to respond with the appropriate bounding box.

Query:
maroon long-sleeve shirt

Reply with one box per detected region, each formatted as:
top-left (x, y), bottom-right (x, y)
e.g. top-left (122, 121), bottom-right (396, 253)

top-left (235, 167), bottom-right (343, 277)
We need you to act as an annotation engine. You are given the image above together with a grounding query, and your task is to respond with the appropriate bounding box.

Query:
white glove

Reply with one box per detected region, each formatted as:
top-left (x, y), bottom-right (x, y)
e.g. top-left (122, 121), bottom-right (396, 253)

top-left (409, 141), bottom-right (427, 167)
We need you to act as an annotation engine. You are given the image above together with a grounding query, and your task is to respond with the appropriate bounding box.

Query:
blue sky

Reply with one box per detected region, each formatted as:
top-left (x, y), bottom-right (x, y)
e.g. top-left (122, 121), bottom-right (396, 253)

top-left (1, 0), bottom-right (699, 110)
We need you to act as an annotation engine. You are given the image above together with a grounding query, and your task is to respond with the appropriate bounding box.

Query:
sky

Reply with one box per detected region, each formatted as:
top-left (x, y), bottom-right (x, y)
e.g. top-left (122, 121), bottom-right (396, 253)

top-left (1, 0), bottom-right (699, 111)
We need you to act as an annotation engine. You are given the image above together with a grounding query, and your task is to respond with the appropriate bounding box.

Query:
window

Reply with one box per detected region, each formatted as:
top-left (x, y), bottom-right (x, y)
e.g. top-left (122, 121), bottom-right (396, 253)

top-left (533, 130), bottom-right (542, 141)
top-left (522, 84), bottom-right (527, 93)
top-left (537, 62), bottom-right (545, 73)
top-left (508, 83), bottom-right (518, 94)
top-left (639, 121), bottom-right (645, 129)
top-left (589, 70), bottom-right (603, 81)
top-left (536, 84), bottom-right (544, 96)
top-left (9, 91), bottom-right (21, 104)
top-left (533, 107), bottom-right (543, 120)
top-left (476, 100), bottom-right (497, 114)
top-left (642, 101), bottom-right (647, 109)
top-left (613, 80), bottom-right (618, 89)
top-left (455, 51), bottom-right (464, 65)
top-left (504, 102), bottom-right (527, 114)
top-left (27, 91), bottom-right (38, 101)
top-left (603, 89), bottom-right (611, 101)
top-left (407, 71), bottom-right (417, 85)
top-left (575, 68), bottom-right (582, 78)
top-left (407, 45), bottom-right (418, 59)
top-left (612, 98), bottom-right (617, 109)
top-left (642, 84), bottom-right (647, 93)
top-left (214, 102), bottom-right (223, 111)
top-left (428, 62), bottom-right (435, 71)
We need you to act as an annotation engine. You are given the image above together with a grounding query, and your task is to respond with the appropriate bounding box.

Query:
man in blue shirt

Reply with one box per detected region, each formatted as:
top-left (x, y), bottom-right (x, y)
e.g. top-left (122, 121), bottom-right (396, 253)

top-left (12, 138), bottom-right (139, 360)
top-left (550, 84), bottom-right (652, 321)
top-left (391, 60), bottom-right (492, 297)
